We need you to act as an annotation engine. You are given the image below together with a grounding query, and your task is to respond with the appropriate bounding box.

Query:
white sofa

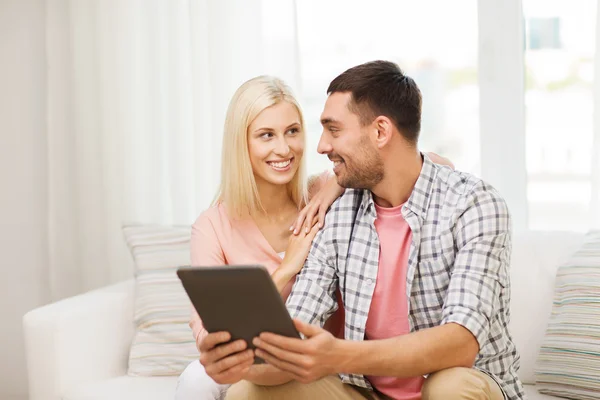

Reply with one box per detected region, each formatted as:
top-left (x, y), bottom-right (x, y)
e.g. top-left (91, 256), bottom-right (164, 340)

top-left (23, 231), bottom-right (586, 400)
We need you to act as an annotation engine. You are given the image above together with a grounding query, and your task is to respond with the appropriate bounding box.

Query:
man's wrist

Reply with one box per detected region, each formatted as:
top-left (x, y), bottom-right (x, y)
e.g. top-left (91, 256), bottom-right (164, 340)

top-left (330, 338), bottom-right (358, 375)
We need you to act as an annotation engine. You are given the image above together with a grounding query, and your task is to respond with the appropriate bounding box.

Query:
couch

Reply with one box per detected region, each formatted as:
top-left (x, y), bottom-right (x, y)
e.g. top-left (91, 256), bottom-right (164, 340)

top-left (23, 231), bottom-right (586, 400)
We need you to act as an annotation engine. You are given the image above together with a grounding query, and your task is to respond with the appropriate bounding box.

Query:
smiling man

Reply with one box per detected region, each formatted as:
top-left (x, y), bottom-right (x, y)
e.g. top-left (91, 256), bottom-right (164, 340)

top-left (225, 60), bottom-right (525, 400)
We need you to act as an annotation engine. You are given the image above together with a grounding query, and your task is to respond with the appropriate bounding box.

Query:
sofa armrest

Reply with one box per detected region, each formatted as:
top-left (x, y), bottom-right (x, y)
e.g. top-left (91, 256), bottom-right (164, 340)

top-left (23, 279), bottom-right (135, 400)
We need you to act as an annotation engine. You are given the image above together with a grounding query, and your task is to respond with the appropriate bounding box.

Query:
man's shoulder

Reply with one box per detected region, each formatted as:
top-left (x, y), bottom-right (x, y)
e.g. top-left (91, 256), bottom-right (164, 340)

top-left (317, 189), bottom-right (366, 235)
top-left (432, 167), bottom-right (511, 236)
top-left (329, 188), bottom-right (366, 213)
top-left (433, 166), bottom-right (507, 210)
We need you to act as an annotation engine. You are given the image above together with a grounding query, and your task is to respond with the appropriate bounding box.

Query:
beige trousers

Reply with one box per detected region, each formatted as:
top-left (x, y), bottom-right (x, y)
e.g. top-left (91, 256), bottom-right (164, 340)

top-left (224, 367), bottom-right (505, 400)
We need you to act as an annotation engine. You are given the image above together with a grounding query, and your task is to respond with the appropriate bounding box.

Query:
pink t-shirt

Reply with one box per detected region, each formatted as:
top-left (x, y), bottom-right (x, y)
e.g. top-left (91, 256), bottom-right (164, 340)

top-left (189, 202), bottom-right (344, 343)
top-left (365, 202), bottom-right (424, 400)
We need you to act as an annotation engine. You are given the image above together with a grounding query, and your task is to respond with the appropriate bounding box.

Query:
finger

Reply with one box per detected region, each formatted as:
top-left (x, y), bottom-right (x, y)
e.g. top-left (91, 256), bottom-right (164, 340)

top-left (303, 213), bottom-right (319, 234)
top-left (317, 206), bottom-right (327, 229)
top-left (293, 319), bottom-right (323, 338)
top-left (253, 337), bottom-right (307, 366)
top-left (203, 339), bottom-right (247, 365)
top-left (305, 218), bottom-right (320, 240)
top-left (212, 356), bottom-right (254, 383)
top-left (255, 348), bottom-right (307, 379)
top-left (300, 206), bottom-right (317, 234)
top-left (257, 332), bottom-right (307, 353)
top-left (205, 349), bottom-right (254, 376)
top-left (199, 331), bottom-right (231, 353)
top-left (291, 209), bottom-right (307, 235)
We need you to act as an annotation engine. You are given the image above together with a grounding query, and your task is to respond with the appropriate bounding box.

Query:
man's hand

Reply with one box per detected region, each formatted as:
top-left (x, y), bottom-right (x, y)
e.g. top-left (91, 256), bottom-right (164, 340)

top-left (253, 319), bottom-right (341, 384)
top-left (199, 331), bottom-right (255, 384)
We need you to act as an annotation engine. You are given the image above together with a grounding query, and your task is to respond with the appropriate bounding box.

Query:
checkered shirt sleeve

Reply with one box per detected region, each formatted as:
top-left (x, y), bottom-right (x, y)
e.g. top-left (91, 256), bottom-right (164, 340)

top-left (440, 181), bottom-right (511, 349)
top-left (285, 224), bottom-right (339, 328)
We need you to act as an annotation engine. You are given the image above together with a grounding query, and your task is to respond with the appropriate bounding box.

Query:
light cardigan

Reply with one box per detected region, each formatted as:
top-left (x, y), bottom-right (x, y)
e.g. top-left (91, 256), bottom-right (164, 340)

top-left (189, 203), bottom-right (296, 341)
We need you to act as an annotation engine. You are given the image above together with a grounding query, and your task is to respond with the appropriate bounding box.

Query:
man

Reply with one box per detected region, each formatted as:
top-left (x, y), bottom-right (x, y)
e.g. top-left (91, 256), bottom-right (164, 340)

top-left (205, 60), bottom-right (525, 399)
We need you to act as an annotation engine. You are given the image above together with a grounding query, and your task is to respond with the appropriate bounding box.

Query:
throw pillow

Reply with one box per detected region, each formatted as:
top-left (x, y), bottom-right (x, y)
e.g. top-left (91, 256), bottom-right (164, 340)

top-left (124, 225), bottom-right (198, 376)
top-left (535, 230), bottom-right (600, 399)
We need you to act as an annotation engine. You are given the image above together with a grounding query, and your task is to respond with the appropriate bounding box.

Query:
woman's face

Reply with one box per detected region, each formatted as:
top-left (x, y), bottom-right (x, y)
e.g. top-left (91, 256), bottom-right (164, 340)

top-left (247, 101), bottom-right (304, 188)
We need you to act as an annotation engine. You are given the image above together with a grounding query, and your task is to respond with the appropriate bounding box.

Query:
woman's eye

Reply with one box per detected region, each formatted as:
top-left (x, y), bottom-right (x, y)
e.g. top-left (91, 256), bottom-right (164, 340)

top-left (286, 128), bottom-right (299, 135)
top-left (260, 132), bottom-right (273, 139)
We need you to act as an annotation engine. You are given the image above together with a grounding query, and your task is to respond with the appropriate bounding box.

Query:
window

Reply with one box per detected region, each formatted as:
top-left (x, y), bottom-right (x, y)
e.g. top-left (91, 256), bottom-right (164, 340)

top-left (524, 0), bottom-right (597, 231)
top-left (261, 0), bottom-right (600, 231)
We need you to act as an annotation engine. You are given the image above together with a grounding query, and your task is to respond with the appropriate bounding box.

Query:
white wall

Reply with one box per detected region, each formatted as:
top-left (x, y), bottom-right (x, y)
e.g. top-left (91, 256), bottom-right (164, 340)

top-left (0, 0), bottom-right (50, 398)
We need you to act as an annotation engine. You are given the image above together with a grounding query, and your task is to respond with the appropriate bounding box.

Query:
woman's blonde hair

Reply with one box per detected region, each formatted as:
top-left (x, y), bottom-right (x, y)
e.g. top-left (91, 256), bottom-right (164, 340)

top-left (213, 76), bottom-right (307, 218)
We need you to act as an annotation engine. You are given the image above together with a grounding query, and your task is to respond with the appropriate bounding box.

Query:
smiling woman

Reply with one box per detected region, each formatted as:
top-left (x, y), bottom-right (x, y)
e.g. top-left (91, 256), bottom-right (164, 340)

top-left (174, 76), bottom-right (346, 400)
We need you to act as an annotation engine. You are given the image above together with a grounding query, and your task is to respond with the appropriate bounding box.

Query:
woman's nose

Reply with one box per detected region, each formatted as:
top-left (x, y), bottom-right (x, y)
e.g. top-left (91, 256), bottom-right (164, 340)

top-left (274, 136), bottom-right (290, 156)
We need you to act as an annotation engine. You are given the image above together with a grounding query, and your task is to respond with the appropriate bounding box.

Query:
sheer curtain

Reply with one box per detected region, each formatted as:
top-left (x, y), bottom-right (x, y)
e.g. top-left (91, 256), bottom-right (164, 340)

top-left (44, 0), bottom-right (600, 302)
top-left (45, 0), bottom-right (282, 300)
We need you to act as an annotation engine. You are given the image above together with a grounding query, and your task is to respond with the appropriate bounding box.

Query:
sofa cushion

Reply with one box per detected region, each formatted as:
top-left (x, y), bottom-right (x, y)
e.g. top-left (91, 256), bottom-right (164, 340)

top-left (63, 376), bottom-right (178, 400)
top-left (534, 230), bottom-right (600, 399)
top-left (523, 384), bottom-right (563, 400)
top-left (124, 225), bottom-right (198, 376)
top-left (509, 231), bottom-right (584, 384)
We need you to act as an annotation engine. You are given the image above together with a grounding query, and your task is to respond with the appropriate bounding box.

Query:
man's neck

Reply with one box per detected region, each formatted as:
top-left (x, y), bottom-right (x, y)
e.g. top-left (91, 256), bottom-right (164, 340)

top-left (371, 150), bottom-right (422, 208)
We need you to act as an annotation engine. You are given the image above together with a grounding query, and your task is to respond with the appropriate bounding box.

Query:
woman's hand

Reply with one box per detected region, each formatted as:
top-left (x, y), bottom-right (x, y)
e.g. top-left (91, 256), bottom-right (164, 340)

top-left (291, 173), bottom-right (344, 235)
top-left (272, 222), bottom-right (320, 292)
top-left (197, 331), bottom-right (254, 385)
top-left (427, 152), bottom-right (455, 169)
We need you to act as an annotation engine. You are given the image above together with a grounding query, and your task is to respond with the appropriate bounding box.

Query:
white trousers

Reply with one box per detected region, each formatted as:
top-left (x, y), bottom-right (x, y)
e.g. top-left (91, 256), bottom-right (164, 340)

top-left (175, 360), bottom-right (231, 400)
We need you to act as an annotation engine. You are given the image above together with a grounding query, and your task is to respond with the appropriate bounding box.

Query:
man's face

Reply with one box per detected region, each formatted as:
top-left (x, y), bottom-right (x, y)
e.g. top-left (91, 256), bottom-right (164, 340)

top-left (317, 92), bottom-right (384, 189)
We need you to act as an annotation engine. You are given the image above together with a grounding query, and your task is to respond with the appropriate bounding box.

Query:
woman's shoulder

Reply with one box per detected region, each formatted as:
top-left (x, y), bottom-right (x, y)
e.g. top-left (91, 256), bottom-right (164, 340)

top-left (192, 203), bottom-right (235, 232)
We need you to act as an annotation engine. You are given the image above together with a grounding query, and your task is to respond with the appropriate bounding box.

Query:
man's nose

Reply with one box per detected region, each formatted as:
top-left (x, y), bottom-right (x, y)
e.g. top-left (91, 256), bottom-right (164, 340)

top-left (317, 132), bottom-right (332, 155)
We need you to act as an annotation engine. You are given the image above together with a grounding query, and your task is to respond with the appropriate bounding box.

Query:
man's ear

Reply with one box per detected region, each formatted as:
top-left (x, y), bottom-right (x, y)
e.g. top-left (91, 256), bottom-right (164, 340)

top-left (373, 116), bottom-right (394, 149)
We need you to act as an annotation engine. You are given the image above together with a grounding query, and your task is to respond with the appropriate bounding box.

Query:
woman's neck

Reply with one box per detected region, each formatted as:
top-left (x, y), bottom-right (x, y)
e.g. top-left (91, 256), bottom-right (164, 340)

top-left (254, 179), bottom-right (296, 218)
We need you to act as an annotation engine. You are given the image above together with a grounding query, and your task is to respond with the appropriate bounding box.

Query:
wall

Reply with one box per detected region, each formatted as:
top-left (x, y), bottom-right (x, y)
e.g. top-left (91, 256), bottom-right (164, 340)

top-left (0, 0), bottom-right (50, 398)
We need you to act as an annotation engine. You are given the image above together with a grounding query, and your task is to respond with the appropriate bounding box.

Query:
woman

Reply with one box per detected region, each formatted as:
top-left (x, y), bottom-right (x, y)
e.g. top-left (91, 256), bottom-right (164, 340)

top-left (175, 75), bottom-right (345, 400)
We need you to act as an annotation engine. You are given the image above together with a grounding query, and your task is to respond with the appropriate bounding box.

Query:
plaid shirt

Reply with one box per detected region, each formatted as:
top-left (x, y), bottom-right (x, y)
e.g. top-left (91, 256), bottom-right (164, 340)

top-left (286, 155), bottom-right (525, 400)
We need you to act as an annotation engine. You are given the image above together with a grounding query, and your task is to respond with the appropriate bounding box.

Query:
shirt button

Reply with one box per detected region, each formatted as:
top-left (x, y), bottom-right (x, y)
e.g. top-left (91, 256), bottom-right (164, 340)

top-left (366, 279), bottom-right (373, 285)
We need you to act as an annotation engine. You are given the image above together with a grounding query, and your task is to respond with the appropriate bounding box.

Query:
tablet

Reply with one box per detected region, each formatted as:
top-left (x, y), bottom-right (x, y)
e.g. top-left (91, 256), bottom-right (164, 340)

top-left (177, 265), bottom-right (300, 363)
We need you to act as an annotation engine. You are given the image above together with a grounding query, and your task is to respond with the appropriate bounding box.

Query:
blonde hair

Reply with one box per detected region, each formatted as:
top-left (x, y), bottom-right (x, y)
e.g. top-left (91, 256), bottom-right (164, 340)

top-left (213, 76), bottom-right (307, 218)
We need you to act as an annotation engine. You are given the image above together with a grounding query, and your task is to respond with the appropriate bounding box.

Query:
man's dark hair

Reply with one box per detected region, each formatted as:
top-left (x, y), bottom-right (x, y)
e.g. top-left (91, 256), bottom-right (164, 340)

top-left (327, 60), bottom-right (422, 143)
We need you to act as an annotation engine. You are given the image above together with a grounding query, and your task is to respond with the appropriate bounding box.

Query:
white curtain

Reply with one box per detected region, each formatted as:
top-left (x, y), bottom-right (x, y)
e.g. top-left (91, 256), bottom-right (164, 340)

top-left (43, 0), bottom-right (600, 302)
top-left (45, 0), bottom-right (286, 300)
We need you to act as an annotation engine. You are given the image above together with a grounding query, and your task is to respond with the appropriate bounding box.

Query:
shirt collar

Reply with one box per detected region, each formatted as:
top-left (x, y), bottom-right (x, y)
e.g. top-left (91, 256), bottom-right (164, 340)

top-left (360, 152), bottom-right (437, 221)
top-left (404, 153), bottom-right (437, 220)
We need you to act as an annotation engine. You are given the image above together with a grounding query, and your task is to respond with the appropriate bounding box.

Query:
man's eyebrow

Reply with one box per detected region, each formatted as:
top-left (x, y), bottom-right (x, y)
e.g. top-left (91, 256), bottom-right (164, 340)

top-left (320, 117), bottom-right (339, 125)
